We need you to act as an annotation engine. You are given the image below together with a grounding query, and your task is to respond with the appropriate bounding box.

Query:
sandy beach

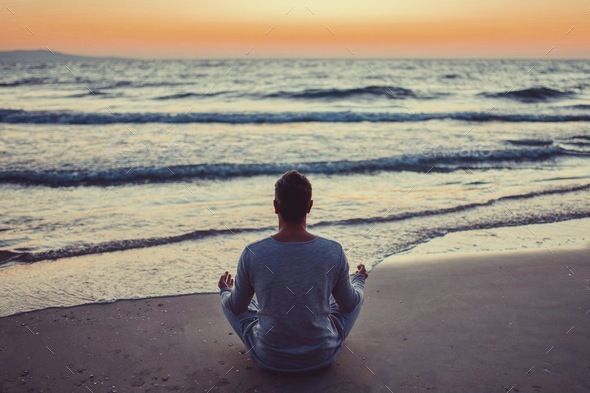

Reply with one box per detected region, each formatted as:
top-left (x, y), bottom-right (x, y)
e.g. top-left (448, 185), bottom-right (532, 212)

top-left (1, 246), bottom-right (588, 392)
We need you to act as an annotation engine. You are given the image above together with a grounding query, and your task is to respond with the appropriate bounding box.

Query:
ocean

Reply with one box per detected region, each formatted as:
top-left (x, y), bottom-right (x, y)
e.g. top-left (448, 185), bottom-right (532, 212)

top-left (1, 58), bottom-right (589, 316)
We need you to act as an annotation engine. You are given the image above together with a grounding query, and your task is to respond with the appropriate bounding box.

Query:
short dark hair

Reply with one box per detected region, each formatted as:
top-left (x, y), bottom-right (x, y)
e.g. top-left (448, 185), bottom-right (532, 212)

top-left (274, 170), bottom-right (312, 223)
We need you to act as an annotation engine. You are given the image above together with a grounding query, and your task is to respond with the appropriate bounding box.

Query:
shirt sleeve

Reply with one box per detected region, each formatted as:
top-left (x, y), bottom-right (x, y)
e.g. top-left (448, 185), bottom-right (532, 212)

top-left (220, 248), bottom-right (255, 315)
top-left (331, 247), bottom-right (365, 313)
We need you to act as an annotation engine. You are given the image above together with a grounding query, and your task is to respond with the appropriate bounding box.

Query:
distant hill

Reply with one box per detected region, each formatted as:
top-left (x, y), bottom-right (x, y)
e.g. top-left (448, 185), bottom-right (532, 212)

top-left (0, 50), bottom-right (127, 62)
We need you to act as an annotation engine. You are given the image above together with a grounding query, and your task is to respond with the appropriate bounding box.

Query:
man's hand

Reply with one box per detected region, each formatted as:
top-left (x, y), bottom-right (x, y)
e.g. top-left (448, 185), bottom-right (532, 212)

top-left (356, 264), bottom-right (369, 278)
top-left (218, 271), bottom-right (234, 290)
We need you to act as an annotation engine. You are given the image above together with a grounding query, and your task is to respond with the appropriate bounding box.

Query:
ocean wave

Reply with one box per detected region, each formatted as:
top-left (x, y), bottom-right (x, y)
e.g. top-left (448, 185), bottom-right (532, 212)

top-left (556, 135), bottom-right (590, 152)
top-left (0, 146), bottom-right (582, 187)
top-left (393, 209), bottom-right (590, 258)
top-left (0, 77), bottom-right (48, 87)
top-left (262, 85), bottom-right (417, 100)
top-left (2, 108), bottom-right (590, 125)
top-left (153, 86), bottom-right (427, 101)
top-left (0, 78), bottom-right (190, 89)
top-left (481, 87), bottom-right (575, 102)
top-left (315, 183), bottom-right (590, 227)
top-left (1, 227), bottom-right (264, 265)
top-left (66, 90), bottom-right (109, 98)
top-left (4, 183), bottom-right (589, 265)
top-left (505, 139), bottom-right (553, 146)
top-left (105, 80), bottom-right (132, 88)
top-left (155, 91), bottom-right (224, 100)
top-left (99, 81), bottom-right (190, 89)
top-left (568, 134), bottom-right (590, 141)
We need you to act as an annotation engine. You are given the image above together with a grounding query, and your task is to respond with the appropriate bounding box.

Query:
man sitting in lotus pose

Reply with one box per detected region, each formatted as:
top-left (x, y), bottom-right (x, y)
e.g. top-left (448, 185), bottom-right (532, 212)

top-left (218, 170), bottom-right (368, 372)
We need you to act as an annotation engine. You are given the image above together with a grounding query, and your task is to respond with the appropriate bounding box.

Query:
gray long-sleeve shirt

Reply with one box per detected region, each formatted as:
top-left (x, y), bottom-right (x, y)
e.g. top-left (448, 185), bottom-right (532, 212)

top-left (221, 236), bottom-right (365, 371)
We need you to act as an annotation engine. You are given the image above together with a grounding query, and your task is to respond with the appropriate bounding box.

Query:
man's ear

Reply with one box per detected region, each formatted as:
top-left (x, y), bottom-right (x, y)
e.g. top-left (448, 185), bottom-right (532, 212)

top-left (273, 199), bottom-right (279, 214)
top-left (307, 200), bottom-right (313, 213)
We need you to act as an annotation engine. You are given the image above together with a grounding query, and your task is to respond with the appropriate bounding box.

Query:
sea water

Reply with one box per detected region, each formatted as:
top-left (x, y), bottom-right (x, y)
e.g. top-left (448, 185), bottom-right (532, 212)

top-left (1, 59), bottom-right (589, 315)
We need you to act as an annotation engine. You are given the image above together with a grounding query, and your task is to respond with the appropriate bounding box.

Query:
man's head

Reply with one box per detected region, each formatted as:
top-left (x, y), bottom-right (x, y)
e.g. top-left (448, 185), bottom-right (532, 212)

top-left (274, 170), bottom-right (313, 224)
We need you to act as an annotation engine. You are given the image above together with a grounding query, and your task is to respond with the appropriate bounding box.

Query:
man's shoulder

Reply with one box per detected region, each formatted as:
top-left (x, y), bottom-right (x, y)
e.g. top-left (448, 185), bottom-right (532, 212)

top-left (252, 237), bottom-right (271, 246)
top-left (314, 236), bottom-right (343, 250)
top-left (239, 237), bottom-right (271, 256)
top-left (242, 236), bottom-right (344, 253)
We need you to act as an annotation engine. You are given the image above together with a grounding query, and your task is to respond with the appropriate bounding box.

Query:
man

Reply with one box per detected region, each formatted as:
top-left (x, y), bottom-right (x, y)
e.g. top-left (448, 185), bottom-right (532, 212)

top-left (218, 170), bottom-right (368, 372)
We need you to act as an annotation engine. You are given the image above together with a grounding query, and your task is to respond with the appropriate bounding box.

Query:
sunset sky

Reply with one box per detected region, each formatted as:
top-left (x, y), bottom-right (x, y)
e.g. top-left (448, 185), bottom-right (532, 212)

top-left (2, 0), bottom-right (589, 58)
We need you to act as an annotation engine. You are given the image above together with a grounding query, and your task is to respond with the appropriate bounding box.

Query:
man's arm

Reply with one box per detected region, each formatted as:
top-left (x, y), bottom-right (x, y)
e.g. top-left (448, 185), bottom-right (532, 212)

top-left (219, 249), bottom-right (255, 315)
top-left (331, 249), bottom-right (368, 313)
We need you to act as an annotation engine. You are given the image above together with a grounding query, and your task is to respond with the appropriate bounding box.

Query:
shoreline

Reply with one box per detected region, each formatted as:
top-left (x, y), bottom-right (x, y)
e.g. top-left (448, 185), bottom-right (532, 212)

top-left (3, 244), bottom-right (588, 320)
top-left (1, 246), bottom-right (589, 392)
top-left (1, 217), bottom-right (589, 318)
top-left (389, 217), bottom-right (590, 261)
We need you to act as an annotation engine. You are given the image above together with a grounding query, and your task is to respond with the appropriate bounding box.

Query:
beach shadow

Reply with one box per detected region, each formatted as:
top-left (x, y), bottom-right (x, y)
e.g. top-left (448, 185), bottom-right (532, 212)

top-left (215, 349), bottom-right (374, 393)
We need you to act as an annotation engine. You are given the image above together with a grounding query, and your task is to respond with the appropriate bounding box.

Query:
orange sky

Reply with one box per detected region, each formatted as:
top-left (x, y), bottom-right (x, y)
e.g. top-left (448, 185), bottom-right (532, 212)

top-left (1, 0), bottom-right (589, 58)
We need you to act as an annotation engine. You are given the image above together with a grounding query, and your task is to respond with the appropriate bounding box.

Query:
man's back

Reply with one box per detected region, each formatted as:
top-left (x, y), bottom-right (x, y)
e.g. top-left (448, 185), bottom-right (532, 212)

top-left (219, 170), bottom-right (367, 372)
top-left (221, 236), bottom-right (365, 371)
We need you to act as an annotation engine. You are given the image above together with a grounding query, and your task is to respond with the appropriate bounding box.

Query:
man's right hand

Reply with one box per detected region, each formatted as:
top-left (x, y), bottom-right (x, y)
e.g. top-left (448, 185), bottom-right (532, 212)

top-left (356, 264), bottom-right (368, 278)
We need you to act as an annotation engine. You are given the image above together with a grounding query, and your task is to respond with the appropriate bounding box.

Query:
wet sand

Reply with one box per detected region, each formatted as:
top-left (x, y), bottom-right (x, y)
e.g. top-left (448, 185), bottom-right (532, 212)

top-left (1, 247), bottom-right (589, 392)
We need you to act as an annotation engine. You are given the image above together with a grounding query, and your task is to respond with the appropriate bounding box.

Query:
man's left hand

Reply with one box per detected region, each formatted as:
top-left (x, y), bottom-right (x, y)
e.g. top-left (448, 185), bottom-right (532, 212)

top-left (218, 271), bottom-right (234, 290)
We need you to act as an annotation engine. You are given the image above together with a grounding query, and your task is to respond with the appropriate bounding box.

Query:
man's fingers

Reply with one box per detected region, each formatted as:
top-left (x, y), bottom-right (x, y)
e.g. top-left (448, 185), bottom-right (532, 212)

top-left (218, 271), bottom-right (233, 289)
top-left (355, 264), bottom-right (369, 278)
top-left (218, 271), bottom-right (235, 288)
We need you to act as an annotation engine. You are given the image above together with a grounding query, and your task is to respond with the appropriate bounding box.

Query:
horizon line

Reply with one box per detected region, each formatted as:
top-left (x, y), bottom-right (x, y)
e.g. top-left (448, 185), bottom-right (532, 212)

top-left (1, 49), bottom-right (589, 61)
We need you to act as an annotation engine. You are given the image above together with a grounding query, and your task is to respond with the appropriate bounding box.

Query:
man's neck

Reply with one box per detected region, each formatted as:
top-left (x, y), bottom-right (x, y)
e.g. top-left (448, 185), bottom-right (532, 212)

top-left (273, 218), bottom-right (316, 242)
